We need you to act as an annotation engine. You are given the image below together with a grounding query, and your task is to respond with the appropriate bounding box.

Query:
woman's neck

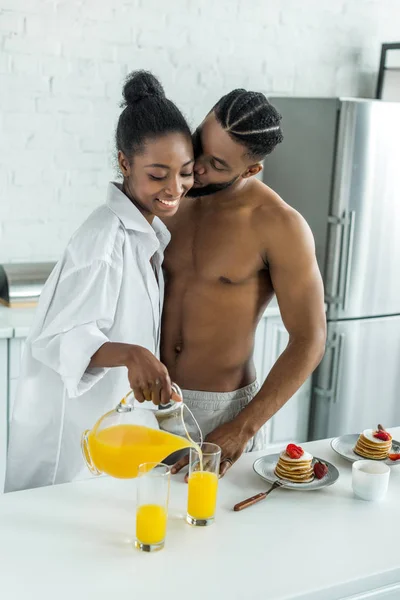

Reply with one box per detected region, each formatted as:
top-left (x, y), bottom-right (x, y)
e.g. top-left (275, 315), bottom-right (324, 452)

top-left (122, 180), bottom-right (154, 224)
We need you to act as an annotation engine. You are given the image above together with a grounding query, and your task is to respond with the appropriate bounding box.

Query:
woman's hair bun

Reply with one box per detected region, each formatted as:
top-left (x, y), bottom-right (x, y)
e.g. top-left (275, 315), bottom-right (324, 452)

top-left (122, 70), bottom-right (165, 106)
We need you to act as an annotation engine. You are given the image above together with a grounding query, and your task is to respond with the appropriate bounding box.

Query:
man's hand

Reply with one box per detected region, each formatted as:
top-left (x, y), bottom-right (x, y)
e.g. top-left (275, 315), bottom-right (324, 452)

top-left (171, 421), bottom-right (251, 480)
top-left (205, 421), bottom-right (251, 476)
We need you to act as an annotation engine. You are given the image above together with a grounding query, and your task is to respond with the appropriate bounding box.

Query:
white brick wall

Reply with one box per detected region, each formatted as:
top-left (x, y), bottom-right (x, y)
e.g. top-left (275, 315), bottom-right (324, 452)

top-left (0, 0), bottom-right (399, 262)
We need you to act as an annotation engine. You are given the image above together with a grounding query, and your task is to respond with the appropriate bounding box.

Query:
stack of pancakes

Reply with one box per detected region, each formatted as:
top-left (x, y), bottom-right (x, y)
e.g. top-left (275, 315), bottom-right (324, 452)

top-left (274, 449), bottom-right (314, 483)
top-left (354, 429), bottom-right (392, 460)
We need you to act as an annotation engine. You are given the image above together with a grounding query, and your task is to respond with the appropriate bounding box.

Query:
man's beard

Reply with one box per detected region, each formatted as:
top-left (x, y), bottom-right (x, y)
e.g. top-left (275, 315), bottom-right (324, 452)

top-left (187, 176), bottom-right (239, 198)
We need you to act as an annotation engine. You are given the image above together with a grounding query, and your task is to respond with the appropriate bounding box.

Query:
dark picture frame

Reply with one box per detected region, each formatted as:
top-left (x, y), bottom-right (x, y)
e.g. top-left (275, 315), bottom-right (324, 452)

top-left (376, 42), bottom-right (400, 99)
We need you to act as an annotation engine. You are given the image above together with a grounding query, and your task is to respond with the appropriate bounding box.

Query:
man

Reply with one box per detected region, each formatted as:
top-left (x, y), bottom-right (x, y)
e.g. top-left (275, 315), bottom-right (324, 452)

top-left (161, 88), bottom-right (326, 476)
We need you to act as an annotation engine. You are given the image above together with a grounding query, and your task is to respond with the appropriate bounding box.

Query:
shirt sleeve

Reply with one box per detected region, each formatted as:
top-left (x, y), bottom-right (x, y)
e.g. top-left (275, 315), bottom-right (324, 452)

top-left (31, 258), bottom-right (123, 398)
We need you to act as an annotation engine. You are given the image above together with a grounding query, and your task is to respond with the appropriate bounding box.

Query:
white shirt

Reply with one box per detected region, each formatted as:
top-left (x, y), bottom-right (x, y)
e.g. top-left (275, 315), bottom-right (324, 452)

top-left (5, 182), bottom-right (170, 493)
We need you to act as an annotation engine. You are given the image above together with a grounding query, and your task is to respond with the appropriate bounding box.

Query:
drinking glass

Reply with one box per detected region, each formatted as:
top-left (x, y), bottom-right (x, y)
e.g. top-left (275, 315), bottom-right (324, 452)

top-left (135, 462), bottom-right (170, 552)
top-left (186, 443), bottom-right (221, 526)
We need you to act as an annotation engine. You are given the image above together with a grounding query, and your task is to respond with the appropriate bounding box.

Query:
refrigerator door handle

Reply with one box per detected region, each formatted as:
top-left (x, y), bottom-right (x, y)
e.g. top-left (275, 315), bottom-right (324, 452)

top-left (331, 333), bottom-right (344, 403)
top-left (342, 210), bottom-right (356, 311)
top-left (313, 333), bottom-right (344, 402)
top-left (325, 211), bottom-right (354, 311)
top-left (325, 216), bottom-right (345, 305)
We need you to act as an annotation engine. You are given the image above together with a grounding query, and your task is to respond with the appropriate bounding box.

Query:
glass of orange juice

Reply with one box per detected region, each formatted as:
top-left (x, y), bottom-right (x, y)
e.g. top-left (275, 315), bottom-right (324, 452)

top-left (187, 443), bottom-right (221, 527)
top-left (135, 462), bottom-right (170, 552)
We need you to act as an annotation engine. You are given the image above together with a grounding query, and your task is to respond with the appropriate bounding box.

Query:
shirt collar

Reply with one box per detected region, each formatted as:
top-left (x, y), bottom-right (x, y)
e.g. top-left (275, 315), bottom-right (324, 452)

top-left (106, 182), bottom-right (170, 250)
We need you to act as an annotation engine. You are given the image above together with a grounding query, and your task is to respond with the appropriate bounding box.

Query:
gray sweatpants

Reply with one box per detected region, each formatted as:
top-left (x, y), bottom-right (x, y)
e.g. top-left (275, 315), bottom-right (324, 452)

top-left (163, 381), bottom-right (267, 465)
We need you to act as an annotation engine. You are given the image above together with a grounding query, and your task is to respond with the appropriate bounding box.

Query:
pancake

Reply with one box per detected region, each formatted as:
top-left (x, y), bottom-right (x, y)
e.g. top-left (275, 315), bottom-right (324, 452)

top-left (354, 429), bottom-right (392, 460)
top-left (274, 449), bottom-right (314, 483)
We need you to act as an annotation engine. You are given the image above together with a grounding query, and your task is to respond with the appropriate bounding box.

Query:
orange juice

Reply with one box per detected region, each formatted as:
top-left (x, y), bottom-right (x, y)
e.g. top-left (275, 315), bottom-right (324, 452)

top-left (88, 424), bottom-right (194, 478)
top-left (136, 504), bottom-right (167, 545)
top-left (187, 471), bottom-right (219, 519)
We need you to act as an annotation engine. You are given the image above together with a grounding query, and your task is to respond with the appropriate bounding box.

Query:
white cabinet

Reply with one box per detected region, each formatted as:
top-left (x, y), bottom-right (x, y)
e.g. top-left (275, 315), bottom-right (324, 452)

top-left (8, 337), bottom-right (25, 424)
top-left (9, 338), bottom-right (25, 380)
top-left (0, 339), bottom-right (8, 491)
top-left (0, 335), bottom-right (26, 493)
top-left (254, 315), bottom-right (312, 450)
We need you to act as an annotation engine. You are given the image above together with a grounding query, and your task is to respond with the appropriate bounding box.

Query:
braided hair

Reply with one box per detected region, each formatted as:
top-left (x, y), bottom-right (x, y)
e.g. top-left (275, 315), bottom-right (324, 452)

top-left (213, 89), bottom-right (283, 160)
top-left (116, 70), bottom-right (191, 160)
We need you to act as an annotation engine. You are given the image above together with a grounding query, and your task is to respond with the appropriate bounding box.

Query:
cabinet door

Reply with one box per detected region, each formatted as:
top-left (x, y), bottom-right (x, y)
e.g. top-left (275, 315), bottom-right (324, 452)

top-left (9, 338), bottom-right (25, 380)
top-left (8, 379), bottom-right (18, 428)
top-left (258, 316), bottom-right (312, 448)
top-left (8, 338), bottom-right (25, 426)
top-left (0, 339), bottom-right (8, 493)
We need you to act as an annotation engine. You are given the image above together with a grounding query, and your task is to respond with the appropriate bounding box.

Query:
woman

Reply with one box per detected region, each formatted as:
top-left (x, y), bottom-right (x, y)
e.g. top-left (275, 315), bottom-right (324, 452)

top-left (5, 71), bottom-right (194, 492)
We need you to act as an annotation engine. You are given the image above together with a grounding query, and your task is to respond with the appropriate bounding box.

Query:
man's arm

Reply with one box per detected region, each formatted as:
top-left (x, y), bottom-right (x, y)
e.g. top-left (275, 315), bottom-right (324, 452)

top-left (206, 205), bottom-right (326, 474)
top-left (239, 207), bottom-right (326, 423)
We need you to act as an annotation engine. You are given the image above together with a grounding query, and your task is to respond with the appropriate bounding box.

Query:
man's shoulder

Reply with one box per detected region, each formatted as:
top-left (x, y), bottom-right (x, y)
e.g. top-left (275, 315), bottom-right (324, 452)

top-left (250, 180), bottom-right (303, 226)
top-left (249, 180), bottom-right (313, 250)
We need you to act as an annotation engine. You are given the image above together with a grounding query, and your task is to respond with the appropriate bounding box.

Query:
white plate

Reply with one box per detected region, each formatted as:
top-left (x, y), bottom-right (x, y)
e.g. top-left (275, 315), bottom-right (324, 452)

top-left (253, 453), bottom-right (339, 490)
top-left (331, 434), bottom-right (400, 465)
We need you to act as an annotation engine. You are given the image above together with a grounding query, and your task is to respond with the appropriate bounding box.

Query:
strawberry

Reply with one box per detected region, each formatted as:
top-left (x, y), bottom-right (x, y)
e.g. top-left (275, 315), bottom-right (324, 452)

top-left (286, 443), bottom-right (304, 459)
top-left (388, 453), bottom-right (400, 461)
top-left (373, 430), bottom-right (392, 442)
top-left (313, 461), bottom-right (328, 479)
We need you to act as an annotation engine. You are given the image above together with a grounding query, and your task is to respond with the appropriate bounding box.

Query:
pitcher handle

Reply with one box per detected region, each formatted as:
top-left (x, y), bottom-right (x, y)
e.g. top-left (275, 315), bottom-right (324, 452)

top-left (118, 382), bottom-right (183, 411)
top-left (171, 382), bottom-right (183, 404)
top-left (81, 430), bottom-right (101, 476)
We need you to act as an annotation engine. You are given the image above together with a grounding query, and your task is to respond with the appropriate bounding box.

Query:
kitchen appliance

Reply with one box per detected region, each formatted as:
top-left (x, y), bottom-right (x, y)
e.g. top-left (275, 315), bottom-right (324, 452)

top-left (0, 263), bottom-right (55, 308)
top-left (264, 98), bottom-right (400, 439)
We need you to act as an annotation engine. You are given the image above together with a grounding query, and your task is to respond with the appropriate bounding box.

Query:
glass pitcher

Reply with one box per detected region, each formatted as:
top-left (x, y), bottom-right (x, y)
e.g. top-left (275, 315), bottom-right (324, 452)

top-left (81, 383), bottom-right (202, 479)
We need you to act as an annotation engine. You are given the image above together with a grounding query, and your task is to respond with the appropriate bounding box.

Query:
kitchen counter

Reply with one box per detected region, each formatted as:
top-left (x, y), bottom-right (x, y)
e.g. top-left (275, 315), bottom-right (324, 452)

top-left (1, 430), bottom-right (400, 600)
top-left (0, 300), bottom-right (282, 339)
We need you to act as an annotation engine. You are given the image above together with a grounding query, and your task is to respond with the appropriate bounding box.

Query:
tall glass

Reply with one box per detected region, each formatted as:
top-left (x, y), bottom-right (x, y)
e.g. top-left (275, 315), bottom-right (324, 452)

top-left (135, 463), bottom-right (170, 552)
top-left (187, 443), bottom-right (221, 527)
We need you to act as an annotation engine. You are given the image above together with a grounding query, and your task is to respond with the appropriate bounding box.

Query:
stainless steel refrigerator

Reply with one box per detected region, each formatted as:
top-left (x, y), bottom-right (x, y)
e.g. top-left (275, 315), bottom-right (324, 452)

top-left (264, 98), bottom-right (400, 439)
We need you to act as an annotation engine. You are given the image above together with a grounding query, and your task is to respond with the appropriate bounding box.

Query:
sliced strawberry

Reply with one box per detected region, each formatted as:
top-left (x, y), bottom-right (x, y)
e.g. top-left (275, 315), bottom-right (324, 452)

top-left (286, 443), bottom-right (304, 459)
top-left (388, 453), bottom-right (400, 461)
top-left (313, 461), bottom-right (328, 479)
top-left (373, 430), bottom-right (392, 442)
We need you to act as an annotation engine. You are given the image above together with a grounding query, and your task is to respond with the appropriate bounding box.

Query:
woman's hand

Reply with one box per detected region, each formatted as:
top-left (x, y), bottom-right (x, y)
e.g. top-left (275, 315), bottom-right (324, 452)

top-left (125, 345), bottom-right (173, 405)
top-left (90, 342), bottom-right (174, 405)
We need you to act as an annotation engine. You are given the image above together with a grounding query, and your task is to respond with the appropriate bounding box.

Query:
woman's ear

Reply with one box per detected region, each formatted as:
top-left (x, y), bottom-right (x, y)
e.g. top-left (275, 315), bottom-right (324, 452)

top-left (118, 151), bottom-right (131, 177)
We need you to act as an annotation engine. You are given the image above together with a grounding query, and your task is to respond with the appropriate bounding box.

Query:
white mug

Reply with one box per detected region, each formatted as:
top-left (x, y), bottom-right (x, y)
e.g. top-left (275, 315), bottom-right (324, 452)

top-left (352, 460), bottom-right (390, 502)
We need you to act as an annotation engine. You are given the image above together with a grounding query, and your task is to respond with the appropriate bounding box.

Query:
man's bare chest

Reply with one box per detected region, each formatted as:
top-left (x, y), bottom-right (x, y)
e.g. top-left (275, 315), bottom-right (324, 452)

top-left (164, 207), bottom-right (265, 284)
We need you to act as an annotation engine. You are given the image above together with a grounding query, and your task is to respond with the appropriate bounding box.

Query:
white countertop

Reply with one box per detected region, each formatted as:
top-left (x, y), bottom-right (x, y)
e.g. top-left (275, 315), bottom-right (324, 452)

top-left (0, 300), bottom-right (282, 339)
top-left (1, 430), bottom-right (400, 600)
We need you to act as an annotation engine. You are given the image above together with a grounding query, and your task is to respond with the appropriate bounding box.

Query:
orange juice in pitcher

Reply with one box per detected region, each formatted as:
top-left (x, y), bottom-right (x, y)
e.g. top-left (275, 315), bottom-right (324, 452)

top-left (88, 424), bottom-right (196, 478)
top-left (81, 384), bottom-right (203, 479)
